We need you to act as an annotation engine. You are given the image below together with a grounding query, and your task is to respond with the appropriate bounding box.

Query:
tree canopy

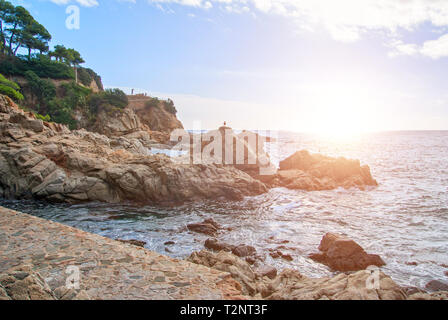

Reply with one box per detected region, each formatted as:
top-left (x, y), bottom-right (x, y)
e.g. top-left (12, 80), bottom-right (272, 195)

top-left (0, 1), bottom-right (51, 58)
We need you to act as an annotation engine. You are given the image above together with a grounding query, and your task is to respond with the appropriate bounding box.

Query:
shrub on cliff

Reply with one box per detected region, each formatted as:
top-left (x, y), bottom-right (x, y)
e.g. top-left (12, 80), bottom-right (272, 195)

top-left (46, 82), bottom-right (91, 129)
top-left (0, 73), bottom-right (24, 101)
top-left (164, 98), bottom-right (177, 115)
top-left (144, 97), bottom-right (177, 115)
top-left (24, 70), bottom-right (56, 111)
top-left (78, 67), bottom-right (103, 90)
top-left (88, 88), bottom-right (128, 114)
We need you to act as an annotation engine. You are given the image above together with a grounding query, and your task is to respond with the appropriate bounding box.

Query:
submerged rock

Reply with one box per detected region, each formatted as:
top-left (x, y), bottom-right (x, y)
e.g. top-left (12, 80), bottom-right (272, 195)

top-left (309, 233), bottom-right (385, 272)
top-left (425, 280), bottom-right (448, 292)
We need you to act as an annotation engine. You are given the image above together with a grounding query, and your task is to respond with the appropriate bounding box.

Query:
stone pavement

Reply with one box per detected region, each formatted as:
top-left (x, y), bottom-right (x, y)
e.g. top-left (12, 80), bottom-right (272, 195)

top-left (0, 206), bottom-right (244, 300)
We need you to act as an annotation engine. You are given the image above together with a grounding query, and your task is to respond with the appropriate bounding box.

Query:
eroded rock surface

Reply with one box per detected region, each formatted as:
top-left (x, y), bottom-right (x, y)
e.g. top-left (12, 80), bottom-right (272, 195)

top-left (187, 249), bottom-right (410, 300)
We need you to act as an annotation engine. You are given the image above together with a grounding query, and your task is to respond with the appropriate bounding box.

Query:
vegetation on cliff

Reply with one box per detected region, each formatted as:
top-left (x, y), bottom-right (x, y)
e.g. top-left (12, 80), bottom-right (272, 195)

top-left (0, 0), bottom-right (125, 129)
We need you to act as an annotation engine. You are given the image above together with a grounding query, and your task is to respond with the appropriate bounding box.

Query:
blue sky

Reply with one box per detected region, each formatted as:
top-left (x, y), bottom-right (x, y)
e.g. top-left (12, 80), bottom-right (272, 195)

top-left (10, 0), bottom-right (448, 132)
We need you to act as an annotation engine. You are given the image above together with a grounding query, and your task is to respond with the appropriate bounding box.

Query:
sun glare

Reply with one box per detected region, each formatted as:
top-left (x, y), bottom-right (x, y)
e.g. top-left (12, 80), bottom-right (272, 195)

top-left (304, 84), bottom-right (375, 139)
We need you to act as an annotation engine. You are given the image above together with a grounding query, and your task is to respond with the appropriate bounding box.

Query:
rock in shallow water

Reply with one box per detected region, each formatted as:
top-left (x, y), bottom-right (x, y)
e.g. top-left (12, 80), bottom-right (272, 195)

top-left (425, 280), bottom-right (448, 292)
top-left (309, 232), bottom-right (385, 272)
top-left (261, 150), bottom-right (378, 191)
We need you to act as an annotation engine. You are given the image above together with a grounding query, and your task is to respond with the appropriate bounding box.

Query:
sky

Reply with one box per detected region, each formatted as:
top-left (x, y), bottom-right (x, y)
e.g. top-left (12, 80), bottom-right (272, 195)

top-left (9, 0), bottom-right (448, 132)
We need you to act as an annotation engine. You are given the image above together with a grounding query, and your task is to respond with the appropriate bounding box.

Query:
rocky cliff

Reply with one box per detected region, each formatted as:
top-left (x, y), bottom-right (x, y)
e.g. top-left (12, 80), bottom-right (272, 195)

top-left (126, 95), bottom-right (184, 133)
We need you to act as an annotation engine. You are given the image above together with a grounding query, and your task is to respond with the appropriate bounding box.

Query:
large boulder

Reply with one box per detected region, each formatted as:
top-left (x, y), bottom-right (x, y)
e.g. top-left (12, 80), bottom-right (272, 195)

top-left (268, 150), bottom-right (378, 191)
top-left (309, 233), bottom-right (385, 272)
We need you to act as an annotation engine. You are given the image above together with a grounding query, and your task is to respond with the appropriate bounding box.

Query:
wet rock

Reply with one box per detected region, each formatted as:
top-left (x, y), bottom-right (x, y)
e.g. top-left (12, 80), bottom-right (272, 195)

top-left (232, 245), bottom-right (256, 258)
top-left (117, 239), bottom-right (146, 247)
top-left (204, 238), bottom-right (234, 252)
top-left (445, 271), bottom-right (448, 277)
top-left (425, 280), bottom-right (448, 292)
top-left (256, 266), bottom-right (277, 280)
top-left (309, 233), bottom-right (385, 272)
top-left (281, 253), bottom-right (293, 262)
top-left (187, 219), bottom-right (221, 236)
top-left (164, 241), bottom-right (175, 246)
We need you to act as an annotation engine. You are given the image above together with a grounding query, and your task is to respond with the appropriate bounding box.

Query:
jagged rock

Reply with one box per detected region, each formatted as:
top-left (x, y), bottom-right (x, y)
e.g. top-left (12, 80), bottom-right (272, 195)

top-left (267, 150), bottom-right (378, 191)
top-left (187, 219), bottom-right (221, 236)
top-left (266, 268), bottom-right (407, 300)
top-left (204, 238), bottom-right (235, 252)
top-left (0, 94), bottom-right (268, 204)
top-left (0, 266), bottom-right (55, 300)
top-left (127, 95), bottom-right (184, 134)
top-left (187, 250), bottom-right (408, 300)
top-left (309, 233), bottom-right (385, 272)
top-left (188, 250), bottom-right (258, 296)
top-left (255, 266), bottom-right (277, 280)
top-left (232, 245), bottom-right (256, 258)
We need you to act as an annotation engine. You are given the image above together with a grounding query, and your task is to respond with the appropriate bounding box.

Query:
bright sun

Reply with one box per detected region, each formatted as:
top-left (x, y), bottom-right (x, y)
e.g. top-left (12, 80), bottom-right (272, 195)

top-left (304, 84), bottom-right (375, 138)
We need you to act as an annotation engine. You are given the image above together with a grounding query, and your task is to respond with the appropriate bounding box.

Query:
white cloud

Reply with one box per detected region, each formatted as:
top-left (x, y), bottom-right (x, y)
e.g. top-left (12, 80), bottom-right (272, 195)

top-left (50, 0), bottom-right (99, 7)
top-left (146, 0), bottom-right (448, 43)
top-left (420, 33), bottom-right (448, 59)
top-left (389, 34), bottom-right (448, 59)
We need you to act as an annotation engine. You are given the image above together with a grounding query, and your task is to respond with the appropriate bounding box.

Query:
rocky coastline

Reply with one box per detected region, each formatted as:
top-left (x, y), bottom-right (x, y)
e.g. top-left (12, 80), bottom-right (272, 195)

top-left (1, 206), bottom-right (447, 300)
top-left (0, 94), bottom-right (377, 205)
top-left (1, 93), bottom-right (446, 300)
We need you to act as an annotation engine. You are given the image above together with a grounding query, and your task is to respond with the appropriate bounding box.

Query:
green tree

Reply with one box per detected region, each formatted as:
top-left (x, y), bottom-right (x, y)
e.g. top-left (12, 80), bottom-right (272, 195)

top-left (0, 0), bottom-right (14, 54)
top-left (3, 5), bottom-right (34, 56)
top-left (20, 19), bottom-right (51, 59)
top-left (65, 48), bottom-right (84, 83)
top-left (50, 44), bottom-right (67, 62)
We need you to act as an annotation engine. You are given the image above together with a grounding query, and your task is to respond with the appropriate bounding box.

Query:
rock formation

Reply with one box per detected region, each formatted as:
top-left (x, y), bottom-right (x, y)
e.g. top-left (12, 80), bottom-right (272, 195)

top-left (309, 233), bottom-right (385, 272)
top-left (0, 94), bottom-right (267, 204)
top-left (261, 150), bottom-right (378, 191)
top-left (127, 95), bottom-right (184, 134)
top-left (187, 250), bottom-right (407, 300)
